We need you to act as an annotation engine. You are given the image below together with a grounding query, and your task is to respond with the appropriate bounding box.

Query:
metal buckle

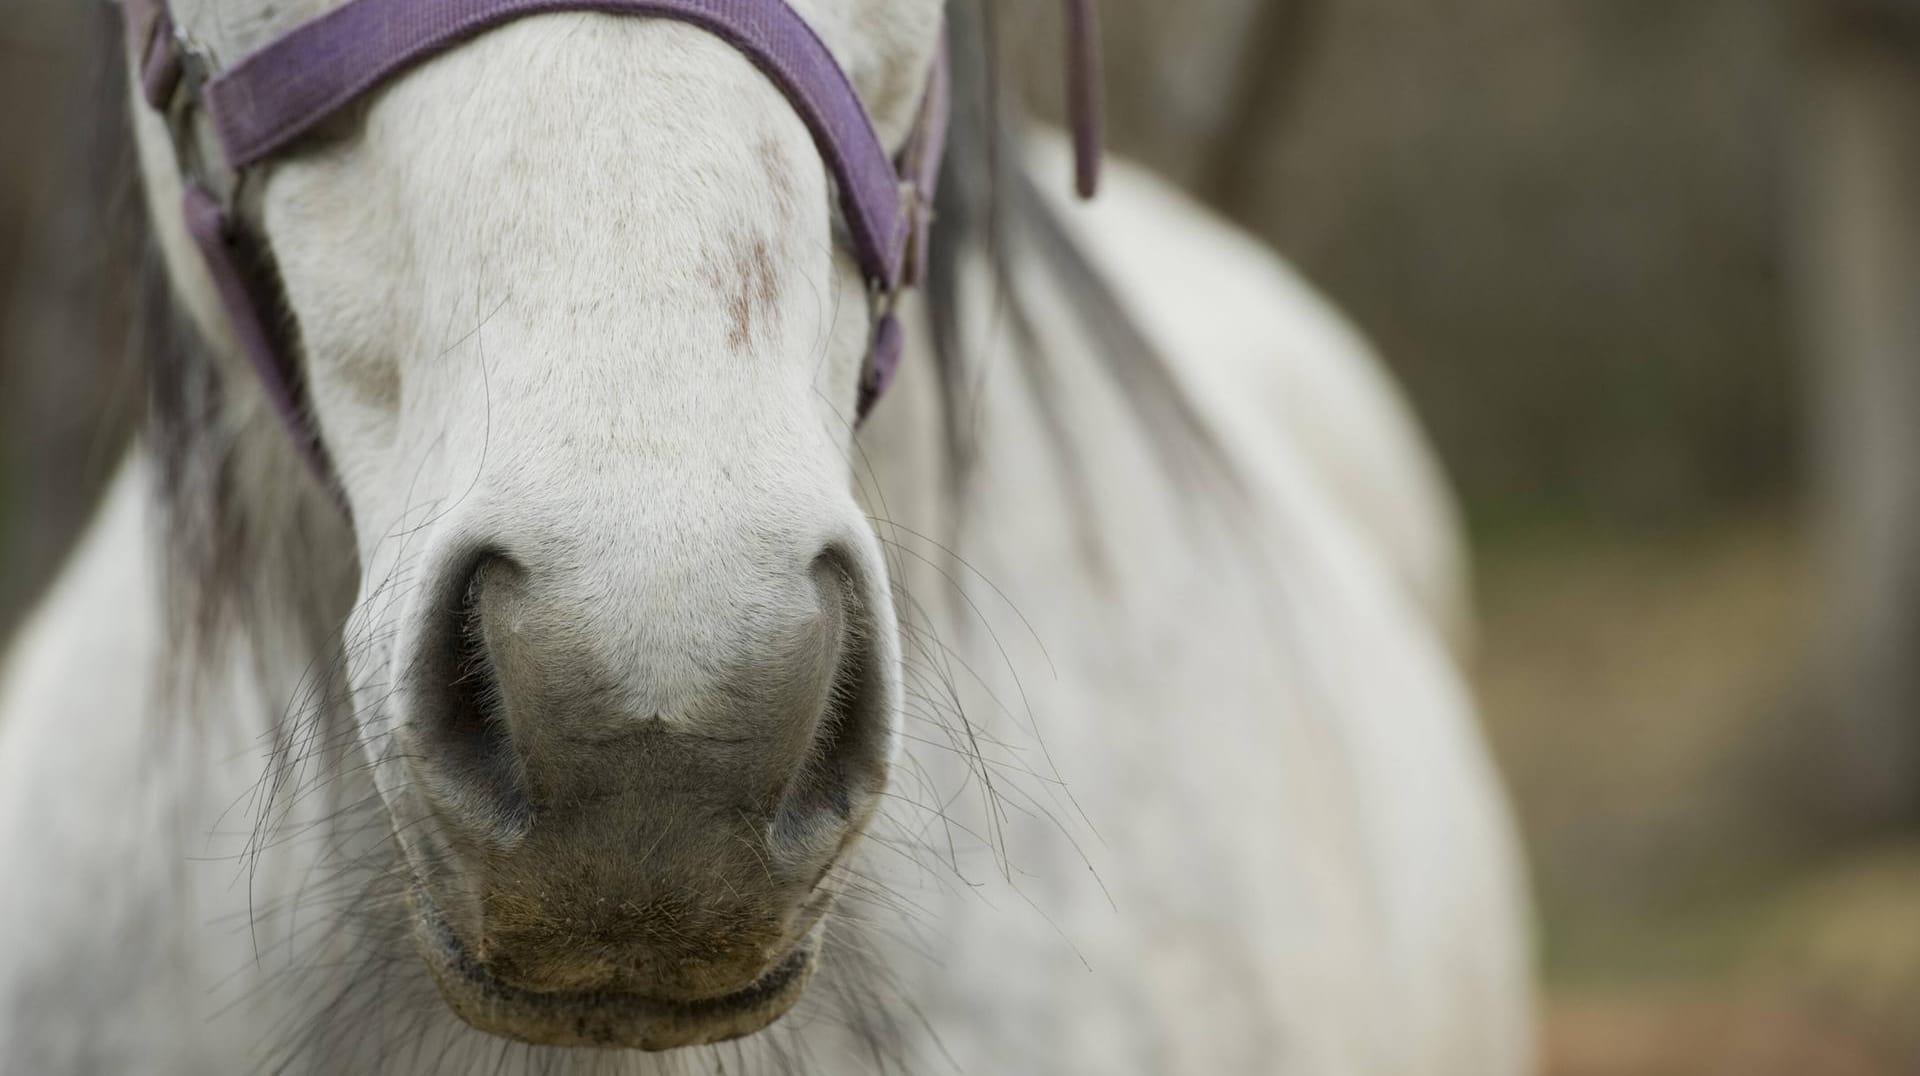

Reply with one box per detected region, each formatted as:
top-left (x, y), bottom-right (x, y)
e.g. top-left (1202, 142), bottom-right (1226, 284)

top-left (156, 22), bottom-right (239, 209)
top-left (867, 276), bottom-right (898, 332)
top-left (890, 177), bottom-right (941, 291)
top-left (910, 189), bottom-right (938, 290)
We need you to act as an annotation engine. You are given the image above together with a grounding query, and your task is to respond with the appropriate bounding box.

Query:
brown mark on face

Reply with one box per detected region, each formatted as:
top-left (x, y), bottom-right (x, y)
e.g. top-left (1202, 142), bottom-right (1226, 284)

top-left (710, 133), bottom-right (807, 355)
top-left (758, 134), bottom-right (800, 219)
top-left (724, 236), bottom-right (784, 355)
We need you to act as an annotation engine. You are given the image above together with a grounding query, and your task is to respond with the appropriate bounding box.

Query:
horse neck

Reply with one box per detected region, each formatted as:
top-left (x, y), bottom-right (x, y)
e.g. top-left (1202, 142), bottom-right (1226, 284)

top-left (144, 359), bottom-right (368, 892)
top-left (155, 353), bottom-right (358, 684)
top-left (137, 397), bottom-right (434, 1067)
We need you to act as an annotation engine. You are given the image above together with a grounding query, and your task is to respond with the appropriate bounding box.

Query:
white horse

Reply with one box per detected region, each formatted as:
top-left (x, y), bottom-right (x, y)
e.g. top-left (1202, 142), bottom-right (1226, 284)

top-left (0, 1), bottom-right (1531, 1072)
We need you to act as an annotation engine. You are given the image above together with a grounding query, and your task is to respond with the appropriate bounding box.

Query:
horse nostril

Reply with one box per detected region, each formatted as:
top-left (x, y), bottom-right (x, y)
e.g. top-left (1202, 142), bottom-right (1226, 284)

top-left (409, 550), bottom-right (530, 834)
top-left (774, 549), bottom-right (893, 846)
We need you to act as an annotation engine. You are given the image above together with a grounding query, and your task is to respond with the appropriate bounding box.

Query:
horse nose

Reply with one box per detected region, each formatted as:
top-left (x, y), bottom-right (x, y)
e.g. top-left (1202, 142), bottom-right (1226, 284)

top-left (397, 541), bottom-right (892, 992)
top-left (407, 544), bottom-right (892, 835)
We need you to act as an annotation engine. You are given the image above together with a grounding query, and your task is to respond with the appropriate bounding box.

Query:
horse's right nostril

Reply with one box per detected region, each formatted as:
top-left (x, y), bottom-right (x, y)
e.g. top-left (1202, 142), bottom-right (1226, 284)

top-left (409, 551), bottom-right (530, 834)
top-left (772, 550), bottom-right (894, 849)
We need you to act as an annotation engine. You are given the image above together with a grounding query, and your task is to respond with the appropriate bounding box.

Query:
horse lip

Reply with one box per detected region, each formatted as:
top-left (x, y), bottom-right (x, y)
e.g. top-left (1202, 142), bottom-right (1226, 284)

top-left (410, 888), bottom-right (818, 1050)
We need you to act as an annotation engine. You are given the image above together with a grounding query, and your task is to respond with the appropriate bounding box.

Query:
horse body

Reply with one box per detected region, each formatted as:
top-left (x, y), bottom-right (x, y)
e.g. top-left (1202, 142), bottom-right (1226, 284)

top-left (0, 4), bottom-right (1528, 1071)
top-left (850, 146), bottom-right (1526, 1074)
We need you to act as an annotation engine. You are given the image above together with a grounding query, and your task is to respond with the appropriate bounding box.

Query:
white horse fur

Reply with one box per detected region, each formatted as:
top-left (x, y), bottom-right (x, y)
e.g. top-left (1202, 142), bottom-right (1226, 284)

top-left (0, 1), bottom-right (1531, 1072)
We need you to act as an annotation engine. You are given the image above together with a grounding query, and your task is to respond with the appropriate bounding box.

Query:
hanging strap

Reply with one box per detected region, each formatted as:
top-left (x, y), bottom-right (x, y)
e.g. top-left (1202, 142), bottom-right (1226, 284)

top-left (1064, 0), bottom-right (1102, 199)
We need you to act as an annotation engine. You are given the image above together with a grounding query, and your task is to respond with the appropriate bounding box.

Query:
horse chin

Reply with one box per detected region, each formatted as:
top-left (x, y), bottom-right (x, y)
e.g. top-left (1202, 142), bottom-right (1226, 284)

top-left (409, 888), bottom-right (818, 1051)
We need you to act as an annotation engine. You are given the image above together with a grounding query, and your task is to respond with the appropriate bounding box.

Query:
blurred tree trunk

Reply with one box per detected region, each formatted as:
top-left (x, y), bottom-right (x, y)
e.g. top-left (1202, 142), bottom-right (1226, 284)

top-left (1797, 3), bottom-right (1920, 827)
top-left (0, 0), bottom-right (132, 640)
top-left (1194, 0), bottom-right (1322, 216)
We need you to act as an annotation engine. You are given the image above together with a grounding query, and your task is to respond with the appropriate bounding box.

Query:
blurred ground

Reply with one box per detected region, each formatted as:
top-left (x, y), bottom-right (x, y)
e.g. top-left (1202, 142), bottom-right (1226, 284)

top-left (1477, 518), bottom-right (1920, 1074)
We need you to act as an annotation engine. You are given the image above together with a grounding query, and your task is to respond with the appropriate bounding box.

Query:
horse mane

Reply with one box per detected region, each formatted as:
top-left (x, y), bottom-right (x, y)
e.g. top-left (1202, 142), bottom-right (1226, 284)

top-left (928, 0), bottom-right (1231, 520)
top-left (83, 0), bottom-right (1223, 663)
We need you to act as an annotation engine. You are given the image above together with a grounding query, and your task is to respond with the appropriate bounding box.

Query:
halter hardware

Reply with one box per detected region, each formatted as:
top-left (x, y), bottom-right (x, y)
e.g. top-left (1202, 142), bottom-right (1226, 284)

top-left (138, 10), bottom-right (233, 210)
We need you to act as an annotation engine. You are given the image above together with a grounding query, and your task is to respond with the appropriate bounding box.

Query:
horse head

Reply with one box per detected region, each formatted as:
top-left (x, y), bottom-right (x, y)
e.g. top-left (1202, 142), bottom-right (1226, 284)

top-left (130, 0), bottom-right (945, 1049)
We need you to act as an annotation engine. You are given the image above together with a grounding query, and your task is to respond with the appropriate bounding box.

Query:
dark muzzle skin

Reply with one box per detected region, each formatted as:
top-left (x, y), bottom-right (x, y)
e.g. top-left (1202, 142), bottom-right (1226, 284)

top-left (393, 545), bottom-right (891, 1047)
top-left (414, 891), bottom-right (824, 1050)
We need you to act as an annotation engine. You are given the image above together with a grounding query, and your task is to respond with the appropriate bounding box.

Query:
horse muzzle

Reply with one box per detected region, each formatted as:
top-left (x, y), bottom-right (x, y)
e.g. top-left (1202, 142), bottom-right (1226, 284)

top-left (411, 886), bottom-right (824, 1050)
top-left (378, 514), bottom-right (894, 1048)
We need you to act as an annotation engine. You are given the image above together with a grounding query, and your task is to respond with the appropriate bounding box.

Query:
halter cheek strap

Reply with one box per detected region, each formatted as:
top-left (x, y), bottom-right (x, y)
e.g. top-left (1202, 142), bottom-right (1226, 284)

top-left (123, 0), bottom-right (1102, 475)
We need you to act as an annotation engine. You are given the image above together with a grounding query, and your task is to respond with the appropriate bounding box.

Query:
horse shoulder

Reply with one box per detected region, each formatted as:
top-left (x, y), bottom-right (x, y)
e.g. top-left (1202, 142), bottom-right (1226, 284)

top-left (0, 454), bottom-right (163, 816)
top-left (1030, 135), bottom-right (1475, 653)
top-left (1003, 135), bottom-right (1530, 1071)
top-left (0, 452), bottom-right (300, 1072)
top-left (0, 454), bottom-right (205, 1070)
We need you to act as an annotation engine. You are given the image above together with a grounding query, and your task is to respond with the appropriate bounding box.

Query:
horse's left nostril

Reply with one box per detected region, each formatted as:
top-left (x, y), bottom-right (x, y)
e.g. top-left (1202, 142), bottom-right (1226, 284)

top-left (773, 549), bottom-right (893, 847)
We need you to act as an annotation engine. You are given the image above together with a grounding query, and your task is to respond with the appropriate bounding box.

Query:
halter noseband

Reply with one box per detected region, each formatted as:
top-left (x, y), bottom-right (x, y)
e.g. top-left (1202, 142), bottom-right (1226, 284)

top-left (123, 0), bottom-right (1103, 481)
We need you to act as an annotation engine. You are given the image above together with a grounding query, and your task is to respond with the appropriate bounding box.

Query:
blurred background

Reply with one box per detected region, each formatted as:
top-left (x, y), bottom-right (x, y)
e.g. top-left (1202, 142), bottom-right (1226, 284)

top-left (5, 1), bottom-right (1919, 1072)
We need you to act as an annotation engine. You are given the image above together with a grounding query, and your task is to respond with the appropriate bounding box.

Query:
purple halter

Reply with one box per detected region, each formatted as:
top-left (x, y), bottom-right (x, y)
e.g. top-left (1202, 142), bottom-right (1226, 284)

top-left (123, 0), bottom-right (1103, 480)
